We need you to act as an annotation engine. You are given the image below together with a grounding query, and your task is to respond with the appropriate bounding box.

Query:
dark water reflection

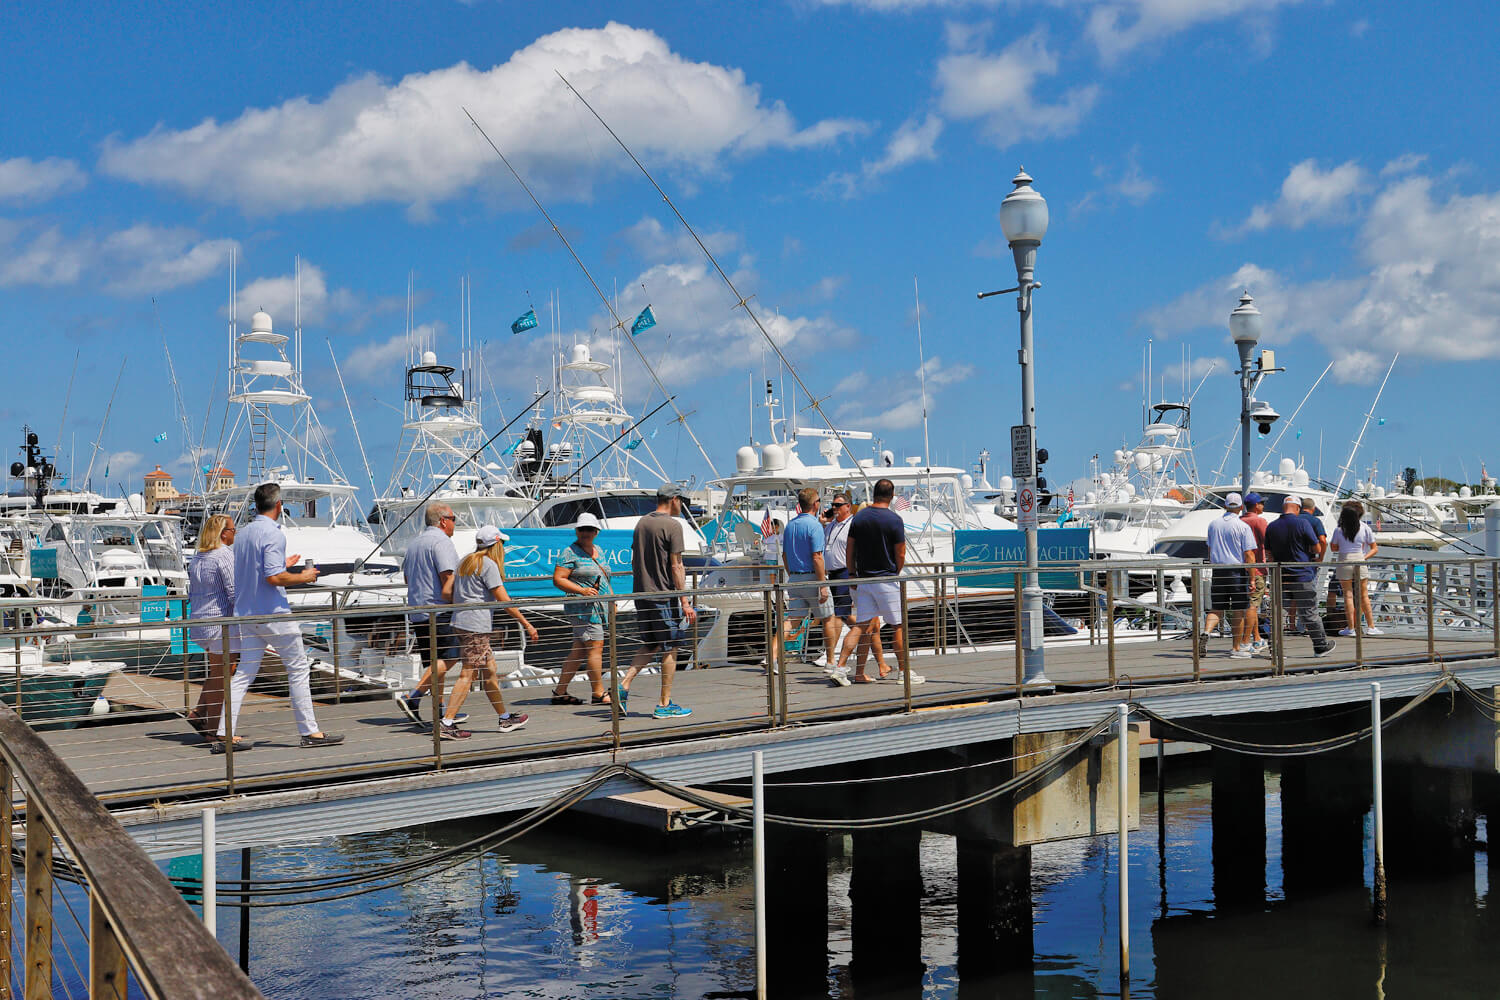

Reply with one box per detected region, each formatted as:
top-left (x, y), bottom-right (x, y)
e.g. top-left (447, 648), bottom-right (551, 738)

top-left (215, 764), bottom-right (1491, 999)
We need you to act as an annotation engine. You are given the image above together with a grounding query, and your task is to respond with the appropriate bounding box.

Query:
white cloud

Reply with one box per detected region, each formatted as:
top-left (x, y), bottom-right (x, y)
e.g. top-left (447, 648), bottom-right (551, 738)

top-left (834, 356), bottom-right (975, 431)
top-left (0, 157), bottom-right (86, 202)
top-left (1074, 146), bottom-right (1157, 213)
top-left (1085, 0), bottom-right (1304, 63)
top-left (1145, 167), bottom-right (1500, 380)
top-left (100, 23), bottom-right (863, 215)
top-left (0, 220), bottom-right (234, 293)
top-left (616, 216), bottom-right (739, 263)
top-left (1380, 153), bottom-right (1426, 177)
top-left (1234, 159), bottom-right (1370, 234)
top-left (822, 113), bottom-right (944, 198)
top-left (233, 261), bottom-right (363, 327)
top-left (344, 325), bottom-right (438, 381)
top-left (936, 29), bottom-right (1099, 147)
top-left (102, 450), bottom-right (143, 481)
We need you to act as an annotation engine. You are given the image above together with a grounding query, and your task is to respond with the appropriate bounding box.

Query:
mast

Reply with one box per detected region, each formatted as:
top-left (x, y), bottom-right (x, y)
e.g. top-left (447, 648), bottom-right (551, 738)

top-left (1335, 354), bottom-right (1399, 494)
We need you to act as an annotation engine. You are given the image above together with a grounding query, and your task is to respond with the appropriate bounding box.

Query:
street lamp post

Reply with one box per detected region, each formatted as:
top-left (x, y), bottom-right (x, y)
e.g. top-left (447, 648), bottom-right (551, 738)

top-left (999, 168), bottom-right (1049, 687)
top-left (1229, 291), bottom-right (1264, 498)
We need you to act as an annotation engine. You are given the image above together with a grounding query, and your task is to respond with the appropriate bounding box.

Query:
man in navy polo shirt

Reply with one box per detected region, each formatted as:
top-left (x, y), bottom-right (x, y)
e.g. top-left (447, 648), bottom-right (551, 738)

top-left (1265, 495), bottom-right (1336, 658)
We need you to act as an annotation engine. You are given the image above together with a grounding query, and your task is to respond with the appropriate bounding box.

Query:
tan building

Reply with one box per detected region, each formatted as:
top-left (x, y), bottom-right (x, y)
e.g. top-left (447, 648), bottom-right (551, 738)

top-left (205, 466), bottom-right (235, 492)
top-left (143, 466), bottom-right (179, 514)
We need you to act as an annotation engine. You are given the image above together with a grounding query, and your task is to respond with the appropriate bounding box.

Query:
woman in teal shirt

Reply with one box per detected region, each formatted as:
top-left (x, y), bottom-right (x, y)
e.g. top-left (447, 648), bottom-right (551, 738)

top-left (551, 513), bottom-right (612, 705)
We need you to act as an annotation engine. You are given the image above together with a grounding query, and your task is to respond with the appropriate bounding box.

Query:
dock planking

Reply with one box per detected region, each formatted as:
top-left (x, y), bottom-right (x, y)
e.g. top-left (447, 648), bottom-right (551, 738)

top-left (37, 632), bottom-right (1487, 809)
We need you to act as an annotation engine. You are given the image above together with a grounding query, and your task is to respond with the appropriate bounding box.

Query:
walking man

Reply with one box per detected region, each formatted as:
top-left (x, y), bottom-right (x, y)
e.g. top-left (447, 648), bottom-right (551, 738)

top-left (820, 491), bottom-right (856, 668)
top-left (395, 504), bottom-right (464, 727)
top-left (219, 482), bottom-right (343, 748)
top-left (1202, 492), bottom-right (1258, 659)
top-left (780, 487), bottom-right (832, 665)
top-left (1266, 495), bottom-right (1337, 658)
top-left (618, 484), bottom-right (696, 718)
top-left (1241, 492), bottom-right (1269, 653)
top-left (831, 478), bottom-right (923, 686)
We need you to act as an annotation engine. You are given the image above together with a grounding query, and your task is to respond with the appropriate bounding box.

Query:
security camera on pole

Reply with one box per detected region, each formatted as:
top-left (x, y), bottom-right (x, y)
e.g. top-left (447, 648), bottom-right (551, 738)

top-left (979, 168), bottom-right (1051, 688)
top-left (1228, 292), bottom-right (1284, 498)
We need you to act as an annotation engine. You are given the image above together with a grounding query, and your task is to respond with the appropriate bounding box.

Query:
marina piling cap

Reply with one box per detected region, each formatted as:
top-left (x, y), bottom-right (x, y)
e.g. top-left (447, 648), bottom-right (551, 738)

top-left (1224, 492), bottom-right (1244, 509)
top-left (575, 512), bottom-right (603, 531)
top-left (476, 525), bottom-right (509, 546)
top-left (657, 483), bottom-right (684, 501)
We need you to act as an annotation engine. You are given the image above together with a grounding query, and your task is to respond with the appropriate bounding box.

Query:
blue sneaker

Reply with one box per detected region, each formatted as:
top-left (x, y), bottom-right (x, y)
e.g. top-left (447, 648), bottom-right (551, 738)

top-left (615, 683), bottom-right (629, 715)
top-left (396, 693), bottom-right (423, 723)
top-left (653, 702), bottom-right (692, 719)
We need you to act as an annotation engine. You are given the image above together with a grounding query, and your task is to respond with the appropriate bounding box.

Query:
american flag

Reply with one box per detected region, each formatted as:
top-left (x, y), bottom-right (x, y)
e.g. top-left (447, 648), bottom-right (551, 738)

top-left (761, 509), bottom-right (773, 534)
top-left (1067, 486), bottom-right (1075, 510)
top-left (892, 493), bottom-right (913, 512)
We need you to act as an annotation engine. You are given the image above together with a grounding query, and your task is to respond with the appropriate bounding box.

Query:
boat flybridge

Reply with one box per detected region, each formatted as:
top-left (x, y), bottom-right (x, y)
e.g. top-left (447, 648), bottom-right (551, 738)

top-left (373, 323), bottom-right (532, 558)
top-left (201, 299), bottom-right (396, 581)
top-left (1072, 401), bottom-right (1203, 559)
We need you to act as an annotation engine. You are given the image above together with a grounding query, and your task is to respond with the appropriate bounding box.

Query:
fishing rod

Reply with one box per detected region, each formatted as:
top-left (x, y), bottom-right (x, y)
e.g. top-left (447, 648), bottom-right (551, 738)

top-left (511, 395), bottom-right (679, 528)
top-left (1256, 360), bottom-right (1333, 473)
top-left (81, 357), bottom-right (127, 493)
top-left (460, 108), bottom-right (721, 482)
top-left (553, 72), bottom-right (874, 488)
top-left (352, 391), bottom-right (549, 574)
top-left (327, 340), bottom-right (379, 502)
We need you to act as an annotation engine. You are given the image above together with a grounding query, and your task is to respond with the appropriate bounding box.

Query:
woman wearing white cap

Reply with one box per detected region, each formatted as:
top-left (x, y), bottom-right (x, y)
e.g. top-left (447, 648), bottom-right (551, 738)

top-left (441, 525), bottom-right (537, 739)
top-left (551, 512), bottom-right (612, 705)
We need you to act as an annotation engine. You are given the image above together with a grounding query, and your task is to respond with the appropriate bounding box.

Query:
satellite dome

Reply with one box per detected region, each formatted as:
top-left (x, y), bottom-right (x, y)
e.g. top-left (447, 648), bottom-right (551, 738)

top-left (251, 310), bottom-right (273, 335)
top-left (1279, 458), bottom-right (1296, 477)
top-left (998, 475), bottom-right (1015, 492)
top-left (761, 443), bottom-right (787, 472)
top-left (421, 350), bottom-right (437, 366)
top-left (735, 446), bottom-right (757, 474)
top-left (572, 344), bottom-right (592, 365)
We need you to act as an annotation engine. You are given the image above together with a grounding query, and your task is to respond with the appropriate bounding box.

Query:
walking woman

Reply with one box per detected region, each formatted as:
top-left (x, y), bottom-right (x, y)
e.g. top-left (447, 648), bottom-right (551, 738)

top-left (185, 515), bottom-right (239, 744)
top-left (440, 526), bottom-right (537, 739)
top-left (551, 512), bottom-right (611, 705)
top-left (1332, 500), bottom-right (1381, 635)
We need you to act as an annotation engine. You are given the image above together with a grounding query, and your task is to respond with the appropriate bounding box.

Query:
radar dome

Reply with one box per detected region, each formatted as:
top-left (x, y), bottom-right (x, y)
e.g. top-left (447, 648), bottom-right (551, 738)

top-left (961, 473), bottom-right (973, 491)
top-left (1372, 486), bottom-right (1386, 499)
top-left (1292, 469), bottom-right (1309, 488)
top-left (251, 310), bottom-right (273, 335)
top-left (998, 475), bottom-right (1015, 492)
top-left (421, 350), bottom-right (437, 366)
top-left (881, 449), bottom-right (895, 468)
top-left (1279, 458), bottom-right (1296, 477)
top-left (571, 344), bottom-right (592, 365)
top-left (819, 437), bottom-right (840, 461)
top-left (761, 443), bottom-right (787, 472)
top-left (1413, 485), bottom-right (1426, 497)
top-left (1461, 485), bottom-right (1473, 498)
top-left (1086, 491), bottom-right (1098, 505)
top-left (736, 446), bottom-right (757, 474)
top-left (1114, 450), bottom-right (1127, 465)
top-left (1134, 452), bottom-right (1152, 472)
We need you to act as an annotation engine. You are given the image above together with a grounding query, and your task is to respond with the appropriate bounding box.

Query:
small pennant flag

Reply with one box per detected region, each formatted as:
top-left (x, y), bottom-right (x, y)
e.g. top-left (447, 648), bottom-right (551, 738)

top-left (500, 439), bottom-right (521, 456)
top-left (1295, 428), bottom-right (1303, 439)
top-left (511, 309), bottom-right (538, 335)
top-left (623, 437), bottom-right (643, 451)
top-left (629, 305), bottom-right (656, 336)
top-left (202, 465), bottom-right (212, 475)
top-left (153, 432), bottom-right (167, 444)
top-left (1377, 417), bottom-right (1386, 426)
top-left (650, 427), bottom-right (659, 440)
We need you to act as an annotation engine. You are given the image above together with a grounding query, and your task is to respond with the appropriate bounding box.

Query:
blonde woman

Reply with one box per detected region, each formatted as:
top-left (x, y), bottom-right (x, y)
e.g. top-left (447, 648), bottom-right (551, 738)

top-left (440, 526), bottom-right (538, 739)
top-left (185, 515), bottom-right (240, 744)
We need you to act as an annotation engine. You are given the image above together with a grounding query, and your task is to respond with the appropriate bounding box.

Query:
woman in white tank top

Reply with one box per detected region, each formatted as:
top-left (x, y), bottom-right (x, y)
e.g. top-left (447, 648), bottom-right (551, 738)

top-left (1331, 501), bottom-right (1380, 635)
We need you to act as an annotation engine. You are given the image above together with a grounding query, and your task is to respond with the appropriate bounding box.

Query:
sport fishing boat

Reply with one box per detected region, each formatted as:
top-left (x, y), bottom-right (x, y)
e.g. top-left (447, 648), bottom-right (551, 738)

top-left (0, 599), bottom-right (122, 728)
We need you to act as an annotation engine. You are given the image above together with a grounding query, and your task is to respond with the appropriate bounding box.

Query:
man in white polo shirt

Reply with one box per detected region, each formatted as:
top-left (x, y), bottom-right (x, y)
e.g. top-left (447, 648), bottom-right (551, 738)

top-left (1202, 492), bottom-right (1259, 659)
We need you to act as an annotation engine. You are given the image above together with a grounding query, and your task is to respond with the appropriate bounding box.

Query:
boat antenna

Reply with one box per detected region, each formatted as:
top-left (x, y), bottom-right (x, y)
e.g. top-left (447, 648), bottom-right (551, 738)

top-left (326, 339), bottom-right (379, 500)
top-left (461, 107), bottom-right (720, 481)
top-left (54, 349), bottom-right (79, 476)
top-left (157, 299), bottom-right (206, 495)
top-left (1335, 353), bottom-right (1399, 495)
top-left (914, 277), bottom-right (932, 471)
top-left (1255, 360), bottom-right (1332, 473)
top-left (81, 358), bottom-right (127, 493)
top-left (353, 390), bottom-right (550, 574)
top-left (549, 74), bottom-right (874, 487)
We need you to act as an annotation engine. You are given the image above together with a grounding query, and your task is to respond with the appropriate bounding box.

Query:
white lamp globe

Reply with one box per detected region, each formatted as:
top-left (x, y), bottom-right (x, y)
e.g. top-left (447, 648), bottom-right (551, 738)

top-left (1229, 291), bottom-right (1263, 346)
top-left (999, 168), bottom-right (1048, 245)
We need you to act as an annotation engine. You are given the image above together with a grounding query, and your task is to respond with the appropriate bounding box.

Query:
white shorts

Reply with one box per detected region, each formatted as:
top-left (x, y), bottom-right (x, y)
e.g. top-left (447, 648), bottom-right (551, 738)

top-left (854, 579), bottom-right (902, 626)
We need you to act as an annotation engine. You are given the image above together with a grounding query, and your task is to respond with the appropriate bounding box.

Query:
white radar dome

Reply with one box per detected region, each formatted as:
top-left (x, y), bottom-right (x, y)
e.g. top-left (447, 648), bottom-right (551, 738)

top-left (1114, 450), bottom-right (1127, 465)
top-left (250, 310), bottom-right (273, 335)
top-left (1134, 452), bottom-right (1152, 472)
top-left (1413, 485), bottom-right (1426, 497)
top-left (761, 443), bottom-right (787, 472)
top-left (1372, 486), bottom-right (1386, 499)
top-left (1292, 469), bottom-right (1309, 488)
top-left (571, 344), bottom-right (591, 365)
top-left (961, 473), bottom-right (973, 491)
top-left (422, 350), bottom-right (437, 366)
top-left (1461, 486), bottom-right (1473, 498)
top-left (1086, 491), bottom-right (1098, 505)
top-left (736, 446), bottom-right (757, 474)
top-left (1279, 458), bottom-right (1296, 477)
top-left (999, 476), bottom-right (1015, 492)
top-left (881, 450), bottom-right (895, 468)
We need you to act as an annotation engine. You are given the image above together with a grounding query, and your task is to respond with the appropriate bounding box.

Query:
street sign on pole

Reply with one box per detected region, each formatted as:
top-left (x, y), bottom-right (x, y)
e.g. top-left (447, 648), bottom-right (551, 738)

top-left (1017, 481), bottom-right (1038, 532)
top-left (1010, 425), bottom-right (1033, 479)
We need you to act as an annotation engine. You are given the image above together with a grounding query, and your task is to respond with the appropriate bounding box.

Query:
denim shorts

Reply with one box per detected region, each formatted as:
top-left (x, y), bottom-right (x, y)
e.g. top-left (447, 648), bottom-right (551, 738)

top-left (635, 598), bottom-right (687, 651)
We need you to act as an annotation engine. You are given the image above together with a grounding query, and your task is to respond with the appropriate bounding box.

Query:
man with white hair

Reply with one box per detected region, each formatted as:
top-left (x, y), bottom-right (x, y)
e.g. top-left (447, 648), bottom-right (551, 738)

top-left (1265, 495), bottom-right (1337, 658)
top-left (1202, 492), bottom-right (1258, 659)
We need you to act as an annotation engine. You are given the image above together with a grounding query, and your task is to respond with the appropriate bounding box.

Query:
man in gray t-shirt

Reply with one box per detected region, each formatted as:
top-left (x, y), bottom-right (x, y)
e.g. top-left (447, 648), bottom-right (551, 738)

top-left (396, 503), bottom-right (460, 725)
top-left (619, 484), bottom-right (696, 720)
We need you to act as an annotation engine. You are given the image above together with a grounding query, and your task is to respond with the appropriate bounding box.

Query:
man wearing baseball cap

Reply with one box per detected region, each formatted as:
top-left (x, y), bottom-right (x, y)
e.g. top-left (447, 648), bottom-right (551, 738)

top-left (1241, 492), bottom-right (1270, 654)
top-left (1265, 495), bottom-right (1337, 658)
top-left (1203, 492), bottom-right (1259, 659)
top-left (618, 483), bottom-right (696, 719)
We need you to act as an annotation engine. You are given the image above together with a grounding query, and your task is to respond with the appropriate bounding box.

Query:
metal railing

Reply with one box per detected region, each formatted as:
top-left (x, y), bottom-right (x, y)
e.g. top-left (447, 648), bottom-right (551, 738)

top-left (1, 555), bottom-right (1497, 805)
top-left (0, 701), bottom-right (262, 999)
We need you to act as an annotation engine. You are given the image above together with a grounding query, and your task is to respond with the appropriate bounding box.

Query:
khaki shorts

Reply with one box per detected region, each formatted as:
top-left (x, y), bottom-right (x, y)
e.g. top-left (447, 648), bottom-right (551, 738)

top-left (1248, 570), bottom-right (1268, 606)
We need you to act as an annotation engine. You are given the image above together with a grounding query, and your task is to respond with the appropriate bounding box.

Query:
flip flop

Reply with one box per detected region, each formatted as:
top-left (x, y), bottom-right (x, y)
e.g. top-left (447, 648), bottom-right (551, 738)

top-left (852, 674), bottom-right (878, 684)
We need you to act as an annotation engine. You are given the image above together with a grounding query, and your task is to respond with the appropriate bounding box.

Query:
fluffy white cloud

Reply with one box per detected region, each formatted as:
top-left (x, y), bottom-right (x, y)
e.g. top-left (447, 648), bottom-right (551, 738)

top-left (1085, 0), bottom-right (1304, 62)
top-left (822, 113), bottom-right (943, 198)
top-left (343, 325), bottom-right (440, 381)
top-left (1073, 146), bottom-right (1157, 213)
top-left (1234, 159), bottom-right (1370, 234)
top-left (936, 29), bottom-right (1099, 146)
top-left (1145, 166), bottom-right (1500, 381)
top-left (101, 450), bottom-right (143, 481)
top-left (0, 157), bottom-right (86, 202)
top-left (100, 23), bottom-right (863, 215)
top-left (233, 261), bottom-right (365, 328)
top-left (834, 356), bottom-right (975, 431)
top-left (0, 220), bottom-right (231, 292)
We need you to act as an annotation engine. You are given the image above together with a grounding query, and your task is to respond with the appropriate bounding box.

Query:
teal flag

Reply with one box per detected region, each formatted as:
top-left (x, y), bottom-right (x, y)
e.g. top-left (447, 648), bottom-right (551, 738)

top-left (153, 432), bottom-right (167, 444)
top-left (511, 309), bottom-right (538, 335)
top-left (623, 437), bottom-right (643, 451)
top-left (1377, 417), bottom-right (1386, 426)
top-left (629, 305), bottom-right (656, 336)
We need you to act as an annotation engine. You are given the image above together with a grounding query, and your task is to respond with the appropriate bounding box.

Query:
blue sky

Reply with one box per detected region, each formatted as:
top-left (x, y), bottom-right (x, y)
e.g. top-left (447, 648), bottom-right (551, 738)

top-left (3, 0), bottom-right (1498, 500)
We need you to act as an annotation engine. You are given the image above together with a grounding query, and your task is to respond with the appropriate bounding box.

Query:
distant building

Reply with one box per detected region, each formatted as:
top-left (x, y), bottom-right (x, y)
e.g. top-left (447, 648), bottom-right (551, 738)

top-left (205, 467), bottom-right (236, 492)
top-left (143, 466), bottom-right (178, 514)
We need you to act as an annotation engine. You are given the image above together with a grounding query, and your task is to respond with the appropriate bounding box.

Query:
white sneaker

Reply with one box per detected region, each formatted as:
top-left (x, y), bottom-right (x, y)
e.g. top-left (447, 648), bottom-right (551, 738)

top-left (1339, 628), bottom-right (1356, 637)
top-left (830, 669), bottom-right (851, 688)
top-left (899, 671), bottom-right (926, 685)
top-left (1365, 627), bottom-right (1384, 636)
top-left (814, 653), bottom-right (829, 668)
top-left (1229, 649), bottom-right (1252, 660)
top-left (1252, 640), bottom-right (1269, 652)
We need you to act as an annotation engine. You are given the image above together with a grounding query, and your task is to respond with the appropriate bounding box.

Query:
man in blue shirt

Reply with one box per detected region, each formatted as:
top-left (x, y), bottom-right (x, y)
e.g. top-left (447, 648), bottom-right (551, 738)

top-left (395, 504), bottom-right (461, 726)
top-left (219, 483), bottom-right (343, 749)
top-left (1265, 495), bottom-right (1336, 658)
top-left (1203, 492), bottom-right (1258, 659)
top-left (778, 487), bottom-right (832, 667)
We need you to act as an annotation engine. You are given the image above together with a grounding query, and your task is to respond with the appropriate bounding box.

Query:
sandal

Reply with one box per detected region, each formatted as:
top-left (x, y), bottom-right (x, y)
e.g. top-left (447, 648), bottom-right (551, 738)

top-left (550, 692), bottom-right (584, 706)
top-left (591, 693), bottom-right (612, 705)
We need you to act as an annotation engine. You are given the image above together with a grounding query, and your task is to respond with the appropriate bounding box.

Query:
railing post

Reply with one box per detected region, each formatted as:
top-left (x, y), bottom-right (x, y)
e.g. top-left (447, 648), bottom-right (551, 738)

top-left (220, 627), bottom-right (235, 796)
top-left (1105, 571), bottom-right (1116, 684)
top-left (762, 587), bottom-right (777, 726)
top-left (773, 579), bottom-right (788, 726)
top-left (690, 570), bottom-right (701, 667)
top-left (1491, 561), bottom-right (1499, 657)
top-left (1353, 563), bottom-right (1364, 667)
top-left (1013, 572), bottom-right (1024, 693)
top-left (88, 896), bottom-right (127, 1000)
top-left (1190, 567), bottom-right (1202, 682)
top-left (1426, 561), bottom-right (1436, 661)
top-left (607, 601), bottom-right (621, 754)
top-left (935, 571), bottom-right (945, 657)
top-left (0, 762), bottom-right (11, 996)
top-left (329, 590), bottom-right (343, 705)
top-left (429, 616), bottom-right (443, 768)
top-left (1268, 564), bottom-right (1284, 675)
top-left (900, 580), bottom-right (912, 712)
top-left (24, 803), bottom-right (52, 1000)
top-left (202, 808), bottom-right (216, 936)
top-left (752, 750), bottom-right (767, 1000)
top-left (1371, 681), bottom-right (1387, 924)
top-left (1156, 566), bottom-right (1164, 642)
top-left (13, 638), bottom-right (22, 721)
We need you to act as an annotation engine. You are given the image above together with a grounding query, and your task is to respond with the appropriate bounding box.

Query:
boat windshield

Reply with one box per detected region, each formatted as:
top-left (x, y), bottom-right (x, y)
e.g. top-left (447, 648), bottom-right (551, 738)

top-left (542, 495), bottom-right (661, 526)
top-left (1191, 491), bottom-right (1325, 516)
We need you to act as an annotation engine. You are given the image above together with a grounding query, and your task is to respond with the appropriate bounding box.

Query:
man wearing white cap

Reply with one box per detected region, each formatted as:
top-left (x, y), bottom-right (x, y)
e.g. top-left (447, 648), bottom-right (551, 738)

top-left (1202, 492), bottom-right (1259, 659)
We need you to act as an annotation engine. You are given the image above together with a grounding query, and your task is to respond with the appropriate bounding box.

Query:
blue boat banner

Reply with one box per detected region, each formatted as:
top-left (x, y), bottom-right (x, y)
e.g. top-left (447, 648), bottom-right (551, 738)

top-left (500, 527), bottom-right (636, 599)
top-left (510, 308), bottom-right (538, 335)
top-left (28, 548), bottom-right (57, 578)
top-left (629, 305), bottom-right (656, 336)
top-left (953, 528), bottom-right (1092, 590)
